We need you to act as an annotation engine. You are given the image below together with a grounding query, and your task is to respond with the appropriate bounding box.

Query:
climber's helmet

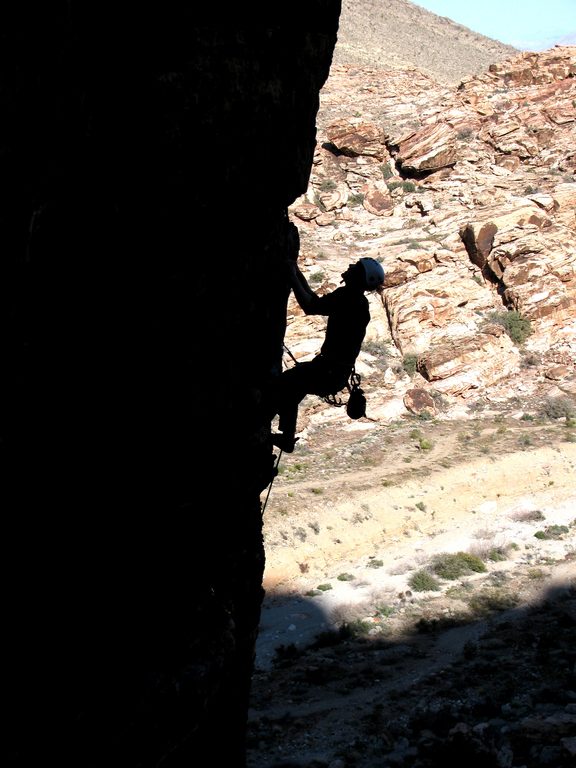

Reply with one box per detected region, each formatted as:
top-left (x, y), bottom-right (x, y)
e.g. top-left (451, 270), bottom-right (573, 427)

top-left (358, 257), bottom-right (385, 291)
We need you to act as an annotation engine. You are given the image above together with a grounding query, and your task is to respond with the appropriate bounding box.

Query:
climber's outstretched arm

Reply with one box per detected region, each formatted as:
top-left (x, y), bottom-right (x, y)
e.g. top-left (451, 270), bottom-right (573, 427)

top-left (286, 261), bottom-right (319, 314)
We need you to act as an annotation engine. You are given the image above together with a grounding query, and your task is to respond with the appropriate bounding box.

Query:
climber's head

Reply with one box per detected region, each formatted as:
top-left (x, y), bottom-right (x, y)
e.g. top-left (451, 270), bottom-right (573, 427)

top-left (359, 257), bottom-right (385, 291)
top-left (342, 258), bottom-right (385, 292)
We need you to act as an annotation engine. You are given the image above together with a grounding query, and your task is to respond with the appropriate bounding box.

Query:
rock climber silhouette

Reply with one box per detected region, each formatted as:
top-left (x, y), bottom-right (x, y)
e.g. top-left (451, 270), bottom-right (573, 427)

top-left (268, 235), bottom-right (385, 453)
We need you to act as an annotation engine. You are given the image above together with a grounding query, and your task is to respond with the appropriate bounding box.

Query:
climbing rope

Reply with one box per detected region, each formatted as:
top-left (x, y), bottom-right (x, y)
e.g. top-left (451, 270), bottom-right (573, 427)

top-left (261, 449), bottom-right (282, 514)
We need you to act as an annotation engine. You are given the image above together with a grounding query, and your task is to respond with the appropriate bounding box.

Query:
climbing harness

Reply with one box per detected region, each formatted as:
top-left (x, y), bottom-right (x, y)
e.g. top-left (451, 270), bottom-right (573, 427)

top-left (283, 343), bottom-right (365, 417)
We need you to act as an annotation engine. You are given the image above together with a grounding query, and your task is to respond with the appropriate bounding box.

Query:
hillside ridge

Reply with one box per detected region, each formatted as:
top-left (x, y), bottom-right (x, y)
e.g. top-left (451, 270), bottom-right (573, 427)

top-left (333, 0), bottom-right (519, 84)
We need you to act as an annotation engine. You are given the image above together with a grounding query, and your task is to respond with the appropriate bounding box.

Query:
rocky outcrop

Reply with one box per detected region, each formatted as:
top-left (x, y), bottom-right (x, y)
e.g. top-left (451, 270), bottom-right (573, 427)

top-left (288, 46), bottom-right (576, 412)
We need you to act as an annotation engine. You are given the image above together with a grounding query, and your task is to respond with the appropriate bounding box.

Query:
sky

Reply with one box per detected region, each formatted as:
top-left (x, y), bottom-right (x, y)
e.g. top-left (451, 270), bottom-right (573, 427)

top-left (412, 1), bottom-right (576, 51)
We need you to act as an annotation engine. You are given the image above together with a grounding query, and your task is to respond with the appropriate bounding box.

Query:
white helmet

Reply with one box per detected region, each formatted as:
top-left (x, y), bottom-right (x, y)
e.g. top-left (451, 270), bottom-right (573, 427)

top-left (359, 257), bottom-right (385, 290)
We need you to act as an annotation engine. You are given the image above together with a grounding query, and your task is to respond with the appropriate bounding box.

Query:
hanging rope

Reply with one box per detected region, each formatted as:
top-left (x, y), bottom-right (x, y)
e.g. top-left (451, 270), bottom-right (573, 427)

top-left (261, 449), bottom-right (282, 514)
top-left (283, 342), bottom-right (298, 366)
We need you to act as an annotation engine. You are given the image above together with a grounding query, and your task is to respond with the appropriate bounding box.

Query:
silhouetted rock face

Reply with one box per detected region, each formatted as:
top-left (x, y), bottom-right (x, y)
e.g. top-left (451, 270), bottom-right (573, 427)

top-left (1, 4), bottom-right (339, 766)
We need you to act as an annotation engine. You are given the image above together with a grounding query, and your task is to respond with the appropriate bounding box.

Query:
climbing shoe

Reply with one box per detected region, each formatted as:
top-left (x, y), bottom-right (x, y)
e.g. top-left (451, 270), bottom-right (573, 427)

top-left (271, 433), bottom-right (299, 453)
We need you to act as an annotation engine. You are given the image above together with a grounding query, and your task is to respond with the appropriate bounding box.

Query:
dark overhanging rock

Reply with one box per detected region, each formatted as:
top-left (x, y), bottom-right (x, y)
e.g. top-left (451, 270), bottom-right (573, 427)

top-left (1, 3), bottom-right (341, 766)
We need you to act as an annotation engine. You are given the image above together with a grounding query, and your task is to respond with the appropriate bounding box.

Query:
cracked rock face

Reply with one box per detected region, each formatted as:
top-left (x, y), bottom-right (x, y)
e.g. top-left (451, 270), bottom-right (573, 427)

top-left (287, 47), bottom-right (576, 410)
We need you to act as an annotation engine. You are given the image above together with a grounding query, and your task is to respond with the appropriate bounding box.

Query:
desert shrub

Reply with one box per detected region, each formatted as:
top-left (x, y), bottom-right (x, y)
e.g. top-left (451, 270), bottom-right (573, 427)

top-left (510, 508), bottom-right (545, 522)
top-left (402, 353), bottom-right (419, 376)
top-left (487, 547), bottom-right (508, 562)
top-left (538, 396), bottom-right (575, 421)
top-left (487, 310), bottom-right (533, 345)
top-left (337, 572), bottom-right (355, 581)
top-left (387, 180), bottom-right (416, 193)
top-left (430, 390), bottom-right (449, 411)
top-left (457, 126), bottom-right (474, 140)
top-left (308, 270), bottom-right (325, 285)
top-left (521, 351), bottom-right (541, 368)
top-left (431, 552), bottom-right (487, 580)
top-left (311, 627), bottom-right (350, 648)
top-left (408, 569), bottom-right (441, 592)
top-left (348, 192), bottom-right (365, 206)
top-left (534, 525), bottom-right (569, 540)
top-left (318, 178), bottom-right (337, 192)
top-left (308, 521), bottom-right (320, 534)
top-left (467, 589), bottom-right (519, 615)
top-left (342, 619), bottom-right (373, 638)
top-left (362, 339), bottom-right (388, 362)
top-left (415, 615), bottom-right (463, 633)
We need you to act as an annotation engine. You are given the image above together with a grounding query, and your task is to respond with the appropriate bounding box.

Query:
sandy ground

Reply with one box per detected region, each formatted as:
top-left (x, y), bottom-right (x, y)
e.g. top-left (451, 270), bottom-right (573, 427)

top-left (256, 424), bottom-right (576, 669)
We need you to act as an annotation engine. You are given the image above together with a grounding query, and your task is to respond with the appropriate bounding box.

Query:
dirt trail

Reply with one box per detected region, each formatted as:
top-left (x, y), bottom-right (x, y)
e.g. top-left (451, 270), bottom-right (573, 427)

top-left (262, 434), bottom-right (576, 591)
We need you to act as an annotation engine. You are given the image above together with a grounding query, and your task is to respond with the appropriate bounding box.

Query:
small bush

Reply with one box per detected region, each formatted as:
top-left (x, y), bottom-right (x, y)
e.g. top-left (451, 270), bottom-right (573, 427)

top-left (538, 396), bottom-right (576, 421)
top-left (487, 310), bottom-right (533, 345)
top-left (317, 583), bottom-right (333, 591)
top-left (386, 179), bottom-right (417, 193)
top-left (457, 126), bottom-right (474, 141)
top-left (348, 192), bottom-right (365, 206)
top-left (510, 509), bottom-right (545, 522)
top-left (408, 569), bottom-right (442, 592)
top-left (343, 619), bottom-right (373, 638)
top-left (431, 552), bottom-right (487, 580)
top-left (467, 589), bottom-right (519, 615)
top-left (308, 271), bottom-right (325, 285)
top-left (318, 178), bottom-right (337, 192)
top-left (380, 164), bottom-right (394, 180)
top-left (521, 352), bottom-right (541, 368)
top-left (337, 572), bottom-right (355, 581)
top-left (487, 548), bottom-right (508, 562)
top-left (311, 627), bottom-right (349, 648)
top-left (534, 525), bottom-right (569, 540)
top-left (402, 353), bottom-right (419, 376)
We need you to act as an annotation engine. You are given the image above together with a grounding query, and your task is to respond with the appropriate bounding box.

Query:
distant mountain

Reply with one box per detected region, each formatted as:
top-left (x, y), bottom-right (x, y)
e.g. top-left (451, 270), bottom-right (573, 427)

top-left (332, 0), bottom-right (519, 84)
